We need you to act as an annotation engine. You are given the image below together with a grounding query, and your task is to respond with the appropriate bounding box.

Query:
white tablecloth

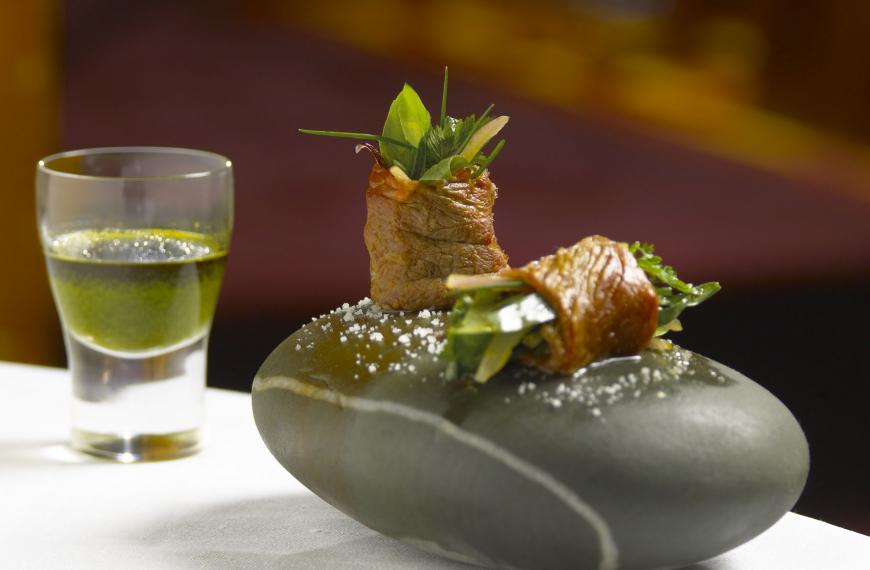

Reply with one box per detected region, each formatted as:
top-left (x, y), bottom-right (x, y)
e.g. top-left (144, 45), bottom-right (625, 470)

top-left (1, 360), bottom-right (867, 569)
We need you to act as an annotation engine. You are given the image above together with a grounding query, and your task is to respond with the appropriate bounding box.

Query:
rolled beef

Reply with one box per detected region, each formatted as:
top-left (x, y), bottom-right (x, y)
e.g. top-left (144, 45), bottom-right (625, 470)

top-left (504, 235), bottom-right (659, 374)
top-left (364, 164), bottom-right (508, 310)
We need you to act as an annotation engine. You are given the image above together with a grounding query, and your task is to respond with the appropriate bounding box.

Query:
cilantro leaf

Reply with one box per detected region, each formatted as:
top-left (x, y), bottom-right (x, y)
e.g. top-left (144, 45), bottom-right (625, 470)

top-left (629, 242), bottom-right (721, 336)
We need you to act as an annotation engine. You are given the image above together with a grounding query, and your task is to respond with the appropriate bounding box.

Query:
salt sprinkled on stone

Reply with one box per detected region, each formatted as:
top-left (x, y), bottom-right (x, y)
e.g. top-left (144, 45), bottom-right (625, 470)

top-left (295, 343), bottom-right (302, 351)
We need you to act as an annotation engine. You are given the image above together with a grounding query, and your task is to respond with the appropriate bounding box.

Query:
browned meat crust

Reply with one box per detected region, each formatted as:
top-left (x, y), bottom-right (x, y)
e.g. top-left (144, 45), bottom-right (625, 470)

top-left (504, 236), bottom-right (659, 374)
top-left (364, 164), bottom-right (508, 311)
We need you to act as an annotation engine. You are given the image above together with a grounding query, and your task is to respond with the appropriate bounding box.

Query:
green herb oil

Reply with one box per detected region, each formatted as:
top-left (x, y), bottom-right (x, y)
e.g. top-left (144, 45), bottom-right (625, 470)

top-left (46, 229), bottom-right (227, 354)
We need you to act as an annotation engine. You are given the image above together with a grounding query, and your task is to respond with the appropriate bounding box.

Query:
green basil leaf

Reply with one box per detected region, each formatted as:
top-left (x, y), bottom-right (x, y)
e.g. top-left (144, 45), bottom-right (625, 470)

top-left (380, 83), bottom-right (431, 169)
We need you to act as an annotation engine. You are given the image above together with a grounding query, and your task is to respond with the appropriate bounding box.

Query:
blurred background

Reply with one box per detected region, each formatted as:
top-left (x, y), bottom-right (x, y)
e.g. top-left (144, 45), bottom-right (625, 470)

top-left (3, 0), bottom-right (868, 533)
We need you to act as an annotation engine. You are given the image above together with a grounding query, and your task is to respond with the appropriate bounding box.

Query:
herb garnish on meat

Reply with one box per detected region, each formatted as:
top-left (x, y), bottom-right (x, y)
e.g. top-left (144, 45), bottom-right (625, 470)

top-left (629, 242), bottom-right (721, 336)
top-left (300, 68), bottom-right (507, 183)
top-left (443, 240), bottom-right (721, 383)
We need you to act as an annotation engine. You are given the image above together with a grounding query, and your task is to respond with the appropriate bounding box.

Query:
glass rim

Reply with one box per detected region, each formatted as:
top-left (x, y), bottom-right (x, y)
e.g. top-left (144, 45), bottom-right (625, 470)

top-left (37, 146), bottom-right (232, 182)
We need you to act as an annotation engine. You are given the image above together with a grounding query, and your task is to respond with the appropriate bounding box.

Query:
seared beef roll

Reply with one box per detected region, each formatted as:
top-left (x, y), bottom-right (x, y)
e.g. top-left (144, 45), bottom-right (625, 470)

top-left (365, 164), bottom-right (508, 311)
top-left (504, 236), bottom-right (658, 374)
top-left (301, 69), bottom-right (510, 311)
top-left (444, 236), bottom-right (720, 382)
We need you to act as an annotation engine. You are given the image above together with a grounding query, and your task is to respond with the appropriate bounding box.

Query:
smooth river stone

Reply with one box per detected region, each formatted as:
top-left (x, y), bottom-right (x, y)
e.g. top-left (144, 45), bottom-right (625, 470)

top-left (252, 302), bottom-right (809, 570)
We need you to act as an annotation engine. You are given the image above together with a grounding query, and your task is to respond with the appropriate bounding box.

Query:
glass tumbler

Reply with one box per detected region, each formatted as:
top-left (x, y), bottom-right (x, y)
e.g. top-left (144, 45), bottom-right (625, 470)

top-left (37, 147), bottom-right (233, 461)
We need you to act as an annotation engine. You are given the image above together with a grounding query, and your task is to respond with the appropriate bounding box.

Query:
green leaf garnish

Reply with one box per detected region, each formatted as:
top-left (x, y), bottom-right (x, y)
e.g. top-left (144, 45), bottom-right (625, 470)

top-left (443, 289), bottom-right (556, 383)
top-left (419, 155), bottom-right (469, 182)
top-left (381, 83), bottom-right (431, 171)
top-left (299, 67), bottom-right (508, 183)
top-left (629, 242), bottom-right (721, 336)
top-left (297, 129), bottom-right (415, 150)
top-left (439, 66), bottom-right (449, 128)
top-left (471, 139), bottom-right (506, 178)
top-left (460, 116), bottom-right (508, 161)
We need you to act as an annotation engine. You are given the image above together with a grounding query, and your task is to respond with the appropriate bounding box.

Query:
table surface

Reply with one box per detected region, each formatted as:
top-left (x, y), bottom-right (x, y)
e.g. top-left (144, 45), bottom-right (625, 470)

top-left (2, 361), bottom-right (868, 569)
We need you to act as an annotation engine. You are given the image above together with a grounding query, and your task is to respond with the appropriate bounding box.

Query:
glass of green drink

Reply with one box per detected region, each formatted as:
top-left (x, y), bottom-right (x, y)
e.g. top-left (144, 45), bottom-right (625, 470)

top-left (37, 147), bottom-right (233, 461)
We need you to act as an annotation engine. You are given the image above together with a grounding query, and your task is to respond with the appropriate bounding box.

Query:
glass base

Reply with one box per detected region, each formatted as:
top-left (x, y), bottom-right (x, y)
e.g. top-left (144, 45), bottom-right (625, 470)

top-left (66, 331), bottom-right (207, 462)
top-left (71, 428), bottom-right (201, 462)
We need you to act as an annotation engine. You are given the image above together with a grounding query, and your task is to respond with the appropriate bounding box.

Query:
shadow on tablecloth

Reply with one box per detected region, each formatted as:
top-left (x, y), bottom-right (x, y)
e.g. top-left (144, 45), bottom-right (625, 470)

top-left (135, 493), bottom-right (474, 569)
top-left (0, 439), bottom-right (98, 468)
top-left (135, 493), bottom-right (756, 569)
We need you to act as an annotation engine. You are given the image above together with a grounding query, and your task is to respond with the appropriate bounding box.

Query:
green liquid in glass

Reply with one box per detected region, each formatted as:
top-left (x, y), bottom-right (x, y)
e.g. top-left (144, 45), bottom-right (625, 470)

top-left (46, 229), bottom-right (227, 354)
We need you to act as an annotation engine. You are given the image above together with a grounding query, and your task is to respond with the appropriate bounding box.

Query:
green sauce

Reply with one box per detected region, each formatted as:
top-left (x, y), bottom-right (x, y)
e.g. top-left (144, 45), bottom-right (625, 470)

top-left (46, 229), bottom-right (227, 354)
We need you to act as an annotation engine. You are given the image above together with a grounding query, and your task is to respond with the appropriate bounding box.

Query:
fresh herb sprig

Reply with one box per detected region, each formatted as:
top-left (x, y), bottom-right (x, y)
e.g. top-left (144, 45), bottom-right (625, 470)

top-left (442, 243), bottom-right (721, 383)
top-left (628, 242), bottom-right (721, 336)
top-left (443, 285), bottom-right (555, 383)
top-left (299, 67), bottom-right (508, 183)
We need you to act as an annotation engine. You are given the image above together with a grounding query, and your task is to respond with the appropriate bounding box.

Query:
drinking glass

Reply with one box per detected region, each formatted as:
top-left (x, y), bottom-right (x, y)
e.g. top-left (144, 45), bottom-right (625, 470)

top-left (37, 147), bottom-right (233, 461)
